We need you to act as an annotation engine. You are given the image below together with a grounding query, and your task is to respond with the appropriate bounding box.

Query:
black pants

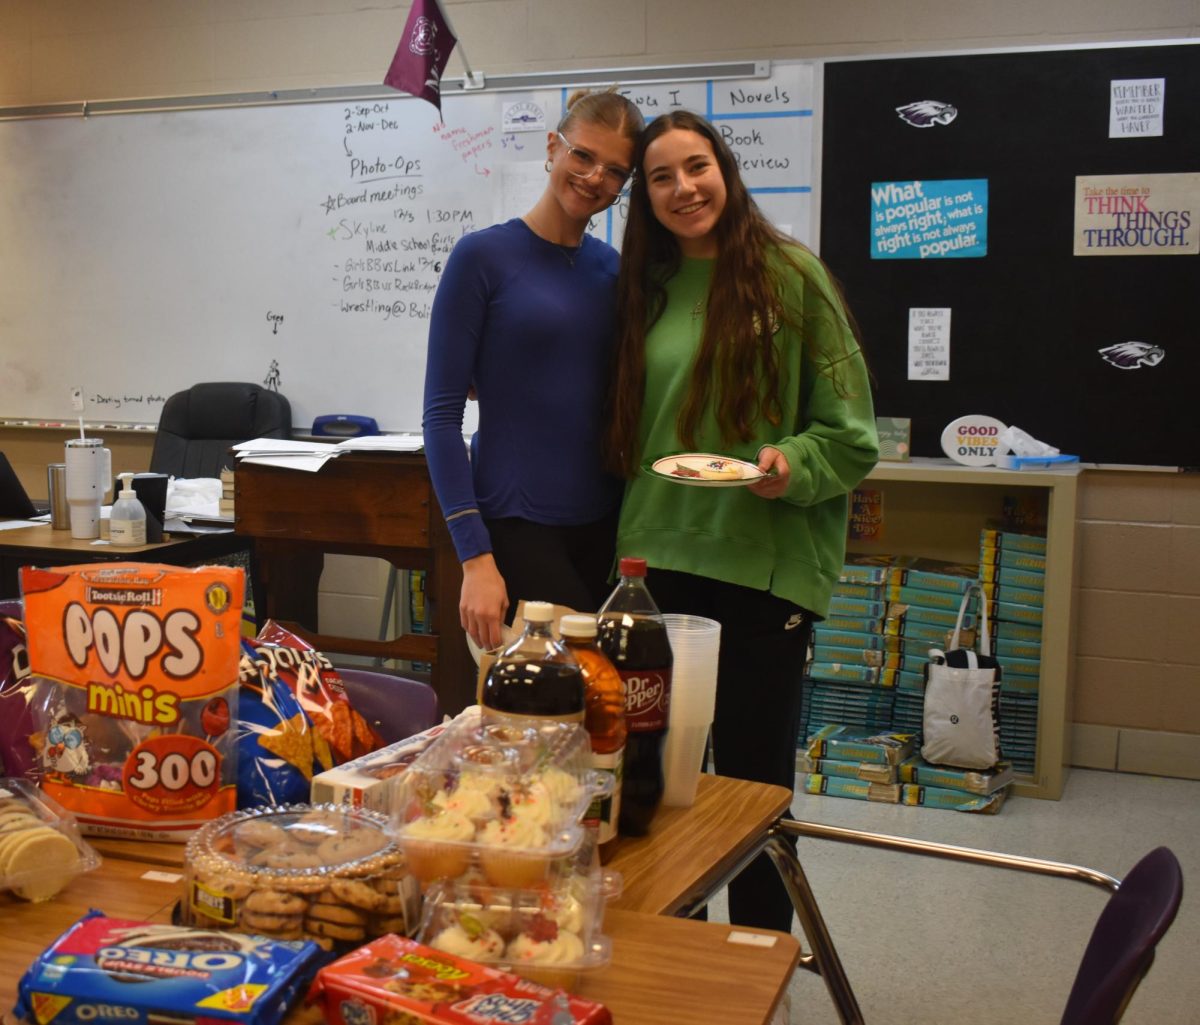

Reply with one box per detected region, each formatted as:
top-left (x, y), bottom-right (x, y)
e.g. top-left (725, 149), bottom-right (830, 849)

top-left (485, 509), bottom-right (619, 618)
top-left (648, 568), bottom-right (813, 933)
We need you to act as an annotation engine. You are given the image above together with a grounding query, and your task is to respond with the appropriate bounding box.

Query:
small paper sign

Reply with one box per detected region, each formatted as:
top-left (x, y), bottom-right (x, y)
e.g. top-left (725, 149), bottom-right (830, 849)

top-left (907, 308), bottom-right (951, 381)
top-left (1109, 79), bottom-right (1164, 138)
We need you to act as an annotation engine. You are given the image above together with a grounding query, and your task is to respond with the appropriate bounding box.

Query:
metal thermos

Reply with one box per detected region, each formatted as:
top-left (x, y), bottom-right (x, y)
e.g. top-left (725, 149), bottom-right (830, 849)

top-left (47, 463), bottom-right (69, 529)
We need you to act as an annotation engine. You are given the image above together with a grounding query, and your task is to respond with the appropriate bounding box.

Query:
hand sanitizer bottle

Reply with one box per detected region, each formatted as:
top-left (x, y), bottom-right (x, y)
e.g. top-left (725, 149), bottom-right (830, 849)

top-left (110, 473), bottom-right (147, 546)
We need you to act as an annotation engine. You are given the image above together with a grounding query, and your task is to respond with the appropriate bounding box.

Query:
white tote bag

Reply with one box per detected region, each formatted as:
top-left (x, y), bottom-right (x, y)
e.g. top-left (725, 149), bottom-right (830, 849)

top-left (921, 583), bottom-right (1002, 770)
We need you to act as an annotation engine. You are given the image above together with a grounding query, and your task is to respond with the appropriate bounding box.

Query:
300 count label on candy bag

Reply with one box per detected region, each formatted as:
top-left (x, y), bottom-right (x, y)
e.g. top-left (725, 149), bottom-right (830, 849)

top-left (21, 563), bottom-right (243, 838)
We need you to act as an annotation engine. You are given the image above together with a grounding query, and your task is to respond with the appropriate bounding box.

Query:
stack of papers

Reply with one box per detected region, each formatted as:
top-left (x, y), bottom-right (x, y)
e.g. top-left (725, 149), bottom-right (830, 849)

top-left (335, 433), bottom-right (424, 453)
top-left (233, 438), bottom-right (341, 472)
top-left (233, 433), bottom-right (426, 472)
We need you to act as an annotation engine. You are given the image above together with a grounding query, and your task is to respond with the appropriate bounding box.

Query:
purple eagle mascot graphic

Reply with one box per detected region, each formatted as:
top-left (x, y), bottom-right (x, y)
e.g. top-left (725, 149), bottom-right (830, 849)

top-left (1098, 342), bottom-right (1166, 370)
top-left (896, 101), bottom-right (958, 127)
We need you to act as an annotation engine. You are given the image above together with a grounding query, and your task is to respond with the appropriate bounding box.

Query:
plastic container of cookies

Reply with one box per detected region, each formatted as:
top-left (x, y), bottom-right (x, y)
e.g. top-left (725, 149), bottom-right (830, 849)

top-left (393, 709), bottom-right (611, 888)
top-left (0, 777), bottom-right (101, 902)
top-left (417, 866), bottom-right (621, 991)
top-left (181, 803), bottom-right (419, 951)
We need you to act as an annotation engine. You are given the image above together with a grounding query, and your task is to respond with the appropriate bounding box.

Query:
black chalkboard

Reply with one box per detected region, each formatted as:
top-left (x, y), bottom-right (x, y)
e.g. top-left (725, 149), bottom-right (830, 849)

top-left (820, 43), bottom-right (1200, 467)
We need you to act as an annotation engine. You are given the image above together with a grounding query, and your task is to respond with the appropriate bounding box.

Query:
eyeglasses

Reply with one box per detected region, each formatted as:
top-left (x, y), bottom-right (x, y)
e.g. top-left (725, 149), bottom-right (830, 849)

top-left (556, 132), bottom-right (631, 196)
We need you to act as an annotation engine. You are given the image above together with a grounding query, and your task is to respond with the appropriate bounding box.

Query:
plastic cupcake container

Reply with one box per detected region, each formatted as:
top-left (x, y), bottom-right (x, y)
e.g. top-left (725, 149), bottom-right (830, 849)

top-left (418, 866), bottom-right (621, 991)
top-left (395, 709), bottom-right (609, 887)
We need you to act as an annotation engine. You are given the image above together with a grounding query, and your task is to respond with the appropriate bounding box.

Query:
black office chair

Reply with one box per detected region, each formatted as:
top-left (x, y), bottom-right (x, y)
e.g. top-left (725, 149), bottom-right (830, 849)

top-left (149, 382), bottom-right (291, 479)
top-left (0, 452), bottom-right (40, 518)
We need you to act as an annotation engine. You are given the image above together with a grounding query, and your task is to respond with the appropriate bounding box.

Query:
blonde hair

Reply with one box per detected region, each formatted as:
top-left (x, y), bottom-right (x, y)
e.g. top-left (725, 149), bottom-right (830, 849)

top-left (558, 87), bottom-right (644, 144)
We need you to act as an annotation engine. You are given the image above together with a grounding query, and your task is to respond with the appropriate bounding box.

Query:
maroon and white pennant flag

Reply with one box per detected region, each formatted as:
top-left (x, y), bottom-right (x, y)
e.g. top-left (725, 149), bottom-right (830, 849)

top-left (383, 0), bottom-right (458, 113)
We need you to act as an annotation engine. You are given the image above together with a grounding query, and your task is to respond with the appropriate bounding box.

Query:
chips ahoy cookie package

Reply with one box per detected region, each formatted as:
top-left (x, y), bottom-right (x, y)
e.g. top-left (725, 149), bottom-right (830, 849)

top-left (308, 934), bottom-right (612, 1024)
top-left (13, 911), bottom-right (320, 1025)
top-left (20, 563), bottom-right (244, 840)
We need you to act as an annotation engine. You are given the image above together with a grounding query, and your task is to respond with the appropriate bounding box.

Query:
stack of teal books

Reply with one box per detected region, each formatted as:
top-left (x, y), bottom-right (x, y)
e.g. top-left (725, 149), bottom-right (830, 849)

top-left (798, 729), bottom-right (1014, 814)
top-left (802, 554), bottom-right (982, 746)
top-left (980, 527), bottom-right (1047, 775)
top-left (882, 556), bottom-right (981, 739)
top-left (799, 725), bottom-right (915, 804)
top-left (897, 754), bottom-right (1014, 814)
top-left (803, 555), bottom-right (900, 738)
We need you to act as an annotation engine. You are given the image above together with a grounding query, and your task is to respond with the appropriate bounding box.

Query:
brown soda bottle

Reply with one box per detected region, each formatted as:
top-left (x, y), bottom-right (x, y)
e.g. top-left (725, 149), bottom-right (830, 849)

top-left (481, 601), bottom-right (585, 725)
top-left (560, 613), bottom-right (626, 863)
top-left (597, 558), bottom-right (673, 836)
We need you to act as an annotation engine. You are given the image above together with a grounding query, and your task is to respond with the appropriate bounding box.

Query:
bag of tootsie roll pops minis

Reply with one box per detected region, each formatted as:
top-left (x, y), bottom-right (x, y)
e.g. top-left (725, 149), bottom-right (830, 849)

top-left (20, 563), bottom-right (243, 840)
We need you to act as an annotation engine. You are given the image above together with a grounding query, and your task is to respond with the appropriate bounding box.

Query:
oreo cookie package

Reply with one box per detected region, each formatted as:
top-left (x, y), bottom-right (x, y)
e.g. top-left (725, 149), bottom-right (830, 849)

top-left (14, 911), bottom-right (320, 1025)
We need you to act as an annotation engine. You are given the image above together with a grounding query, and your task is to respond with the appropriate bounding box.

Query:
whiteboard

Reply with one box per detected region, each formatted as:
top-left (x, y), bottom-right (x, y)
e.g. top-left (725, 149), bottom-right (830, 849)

top-left (0, 62), bottom-right (816, 432)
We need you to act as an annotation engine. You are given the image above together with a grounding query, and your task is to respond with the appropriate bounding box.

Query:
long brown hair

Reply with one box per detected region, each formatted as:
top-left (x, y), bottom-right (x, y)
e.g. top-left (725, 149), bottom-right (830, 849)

top-left (605, 110), bottom-right (864, 477)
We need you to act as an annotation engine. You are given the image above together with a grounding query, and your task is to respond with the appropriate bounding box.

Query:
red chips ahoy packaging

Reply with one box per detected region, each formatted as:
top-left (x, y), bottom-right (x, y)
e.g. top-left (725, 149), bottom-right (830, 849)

top-left (14, 910), bottom-right (320, 1025)
top-left (21, 563), bottom-right (243, 840)
top-left (308, 934), bottom-right (612, 1024)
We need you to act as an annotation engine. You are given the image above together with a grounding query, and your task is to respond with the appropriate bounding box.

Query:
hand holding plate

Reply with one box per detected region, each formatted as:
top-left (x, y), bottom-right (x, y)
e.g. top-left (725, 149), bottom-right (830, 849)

top-left (747, 446), bottom-right (790, 499)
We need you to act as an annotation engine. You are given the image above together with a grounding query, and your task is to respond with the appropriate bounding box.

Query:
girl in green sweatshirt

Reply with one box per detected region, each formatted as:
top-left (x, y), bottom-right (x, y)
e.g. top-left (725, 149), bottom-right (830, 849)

top-left (606, 110), bottom-right (879, 933)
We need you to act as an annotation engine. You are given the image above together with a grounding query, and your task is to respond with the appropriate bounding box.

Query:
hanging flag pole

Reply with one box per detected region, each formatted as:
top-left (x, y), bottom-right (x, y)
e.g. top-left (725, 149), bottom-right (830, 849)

top-left (433, 1), bottom-right (484, 91)
top-left (383, 0), bottom-right (482, 114)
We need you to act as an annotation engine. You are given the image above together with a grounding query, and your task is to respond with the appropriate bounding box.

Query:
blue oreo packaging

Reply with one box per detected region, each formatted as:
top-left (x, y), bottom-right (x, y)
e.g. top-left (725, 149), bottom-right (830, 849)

top-left (14, 910), bottom-right (320, 1025)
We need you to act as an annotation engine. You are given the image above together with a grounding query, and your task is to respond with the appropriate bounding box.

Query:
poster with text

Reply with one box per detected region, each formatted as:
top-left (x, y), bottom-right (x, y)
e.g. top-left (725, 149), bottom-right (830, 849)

top-left (907, 308), bottom-right (951, 380)
top-left (1109, 79), bottom-right (1164, 138)
top-left (848, 489), bottom-right (884, 542)
top-left (870, 179), bottom-right (988, 260)
top-left (1074, 173), bottom-right (1199, 256)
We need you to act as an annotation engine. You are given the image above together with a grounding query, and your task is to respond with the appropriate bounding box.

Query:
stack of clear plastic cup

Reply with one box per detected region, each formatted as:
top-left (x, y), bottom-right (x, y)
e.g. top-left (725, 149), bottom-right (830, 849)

top-left (660, 613), bottom-right (721, 807)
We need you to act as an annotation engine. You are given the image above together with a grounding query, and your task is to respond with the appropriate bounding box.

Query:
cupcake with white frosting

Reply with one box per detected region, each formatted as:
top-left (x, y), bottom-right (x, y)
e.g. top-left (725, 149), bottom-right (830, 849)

top-left (400, 808), bottom-right (474, 882)
top-left (478, 813), bottom-right (551, 888)
top-left (504, 918), bottom-right (586, 989)
top-left (430, 913), bottom-right (506, 961)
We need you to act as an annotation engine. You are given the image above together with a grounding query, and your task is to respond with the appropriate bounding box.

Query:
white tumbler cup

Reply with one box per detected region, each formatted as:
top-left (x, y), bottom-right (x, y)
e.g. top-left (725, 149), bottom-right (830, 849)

top-left (64, 438), bottom-right (112, 539)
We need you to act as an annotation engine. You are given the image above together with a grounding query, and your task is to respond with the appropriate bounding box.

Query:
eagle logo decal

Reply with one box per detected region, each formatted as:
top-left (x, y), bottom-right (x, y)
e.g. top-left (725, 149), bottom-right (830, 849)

top-left (896, 101), bottom-right (958, 127)
top-left (1098, 342), bottom-right (1166, 369)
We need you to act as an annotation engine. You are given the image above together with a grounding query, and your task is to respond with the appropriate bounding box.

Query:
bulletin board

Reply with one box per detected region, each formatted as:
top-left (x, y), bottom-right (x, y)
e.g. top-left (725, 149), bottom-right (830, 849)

top-left (819, 41), bottom-right (1200, 468)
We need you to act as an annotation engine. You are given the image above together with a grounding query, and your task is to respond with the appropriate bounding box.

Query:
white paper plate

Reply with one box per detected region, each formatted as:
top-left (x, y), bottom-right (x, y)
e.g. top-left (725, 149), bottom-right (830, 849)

top-left (647, 453), bottom-right (765, 487)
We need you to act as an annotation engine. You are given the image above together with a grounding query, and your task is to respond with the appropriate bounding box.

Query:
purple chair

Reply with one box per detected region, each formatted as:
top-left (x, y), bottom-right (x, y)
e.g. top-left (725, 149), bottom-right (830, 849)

top-left (336, 667), bottom-right (439, 746)
top-left (1061, 846), bottom-right (1183, 1024)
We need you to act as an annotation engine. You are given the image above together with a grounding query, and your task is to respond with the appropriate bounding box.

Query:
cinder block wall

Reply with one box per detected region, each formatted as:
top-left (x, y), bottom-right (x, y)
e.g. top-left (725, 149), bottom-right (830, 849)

top-left (1072, 472), bottom-right (1200, 778)
top-left (2, 1), bottom-right (1198, 775)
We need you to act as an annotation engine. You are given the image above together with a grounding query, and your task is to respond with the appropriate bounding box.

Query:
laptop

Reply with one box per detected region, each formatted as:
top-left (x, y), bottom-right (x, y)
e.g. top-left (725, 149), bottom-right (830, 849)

top-left (0, 452), bottom-right (47, 518)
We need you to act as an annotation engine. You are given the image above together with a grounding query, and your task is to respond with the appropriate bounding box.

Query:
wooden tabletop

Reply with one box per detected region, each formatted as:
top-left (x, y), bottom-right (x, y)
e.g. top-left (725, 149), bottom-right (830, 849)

top-left (0, 856), bottom-right (183, 1015)
top-left (1, 849), bottom-right (798, 1025)
top-left (607, 773), bottom-right (793, 915)
top-left (0, 522), bottom-right (184, 554)
top-left (584, 910), bottom-right (798, 1024)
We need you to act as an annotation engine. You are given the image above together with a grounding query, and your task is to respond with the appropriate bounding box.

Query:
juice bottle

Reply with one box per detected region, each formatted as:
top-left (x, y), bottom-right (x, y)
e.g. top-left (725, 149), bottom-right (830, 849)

top-left (560, 613), bottom-right (625, 862)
